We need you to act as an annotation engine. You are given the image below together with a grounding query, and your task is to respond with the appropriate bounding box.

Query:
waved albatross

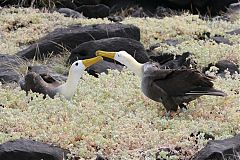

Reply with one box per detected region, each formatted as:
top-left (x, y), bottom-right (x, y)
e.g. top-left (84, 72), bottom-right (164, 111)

top-left (21, 56), bottom-right (103, 100)
top-left (96, 50), bottom-right (227, 115)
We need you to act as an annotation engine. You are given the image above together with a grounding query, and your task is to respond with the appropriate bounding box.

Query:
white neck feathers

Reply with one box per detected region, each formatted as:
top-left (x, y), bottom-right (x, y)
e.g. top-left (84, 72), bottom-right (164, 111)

top-left (57, 70), bottom-right (83, 100)
top-left (118, 55), bottom-right (144, 77)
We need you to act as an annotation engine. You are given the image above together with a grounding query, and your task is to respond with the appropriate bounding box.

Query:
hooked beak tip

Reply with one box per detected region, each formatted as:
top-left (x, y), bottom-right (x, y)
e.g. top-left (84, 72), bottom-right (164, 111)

top-left (95, 50), bottom-right (116, 59)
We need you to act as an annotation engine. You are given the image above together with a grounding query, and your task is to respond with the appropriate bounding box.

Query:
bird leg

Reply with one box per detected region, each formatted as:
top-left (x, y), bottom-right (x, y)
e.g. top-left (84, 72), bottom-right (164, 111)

top-left (160, 97), bottom-right (179, 118)
top-left (164, 111), bottom-right (178, 119)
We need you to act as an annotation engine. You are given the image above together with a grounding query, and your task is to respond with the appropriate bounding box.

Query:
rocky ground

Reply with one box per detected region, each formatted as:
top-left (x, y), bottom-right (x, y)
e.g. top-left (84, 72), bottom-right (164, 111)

top-left (0, 1), bottom-right (240, 160)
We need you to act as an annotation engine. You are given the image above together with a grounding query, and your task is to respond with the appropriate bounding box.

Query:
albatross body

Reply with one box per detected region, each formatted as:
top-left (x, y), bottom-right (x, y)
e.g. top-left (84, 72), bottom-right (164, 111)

top-left (21, 56), bottom-right (103, 100)
top-left (96, 50), bottom-right (226, 114)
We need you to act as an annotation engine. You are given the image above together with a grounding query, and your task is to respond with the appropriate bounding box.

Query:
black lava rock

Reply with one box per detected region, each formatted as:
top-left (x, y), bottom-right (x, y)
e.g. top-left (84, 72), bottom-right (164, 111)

top-left (211, 36), bottom-right (233, 45)
top-left (203, 60), bottom-right (239, 76)
top-left (192, 134), bottom-right (240, 160)
top-left (226, 28), bottom-right (240, 35)
top-left (57, 8), bottom-right (85, 18)
top-left (0, 54), bottom-right (25, 84)
top-left (75, 4), bottom-right (110, 18)
top-left (68, 37), bottom-right (149, 64)
top-left (17, 23), bottom-right (140, 60)
top-left (0, 139), bottom-right (70, 160)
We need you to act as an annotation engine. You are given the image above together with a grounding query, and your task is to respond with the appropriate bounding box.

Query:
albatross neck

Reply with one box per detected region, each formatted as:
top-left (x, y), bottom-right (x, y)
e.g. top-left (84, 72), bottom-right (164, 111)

top-left (58, 71), bottom-right (83, 99)
top-left (65, 71), bottom-right (82, 89)
top-left (122, 56), bottom-right (144, 77)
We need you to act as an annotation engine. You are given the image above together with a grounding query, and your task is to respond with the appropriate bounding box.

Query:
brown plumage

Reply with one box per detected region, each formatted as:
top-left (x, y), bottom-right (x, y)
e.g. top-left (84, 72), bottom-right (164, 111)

top-left (141, 62), bottom-right (227, 112)
top-left (21, 71), bottom-right (60, 98)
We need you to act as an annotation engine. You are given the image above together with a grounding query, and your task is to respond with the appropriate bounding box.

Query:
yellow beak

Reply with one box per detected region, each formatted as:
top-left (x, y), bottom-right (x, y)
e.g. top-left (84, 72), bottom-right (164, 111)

top-left (96, 50), bottom-right (116, 59)
top-left (82, 56), bottom-right (103, 68)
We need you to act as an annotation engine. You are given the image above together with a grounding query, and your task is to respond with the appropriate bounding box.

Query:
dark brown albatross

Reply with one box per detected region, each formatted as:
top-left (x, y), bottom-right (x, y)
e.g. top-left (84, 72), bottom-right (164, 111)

top-left (20, 56), bottom-right (103, 100)
top-left (96, 50), bottom-right (227, 116)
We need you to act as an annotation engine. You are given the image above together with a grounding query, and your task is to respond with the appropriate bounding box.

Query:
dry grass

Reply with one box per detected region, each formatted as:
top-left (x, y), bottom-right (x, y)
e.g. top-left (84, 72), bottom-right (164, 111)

top-left (0, 7), bottom-right (240, 159)
top-left (2, 0), bottom-right (60, 8)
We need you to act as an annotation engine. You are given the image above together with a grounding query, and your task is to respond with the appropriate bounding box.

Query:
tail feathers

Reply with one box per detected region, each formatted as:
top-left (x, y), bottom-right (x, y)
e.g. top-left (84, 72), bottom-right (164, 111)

top-left (186, 88), bottom-right (227, 97)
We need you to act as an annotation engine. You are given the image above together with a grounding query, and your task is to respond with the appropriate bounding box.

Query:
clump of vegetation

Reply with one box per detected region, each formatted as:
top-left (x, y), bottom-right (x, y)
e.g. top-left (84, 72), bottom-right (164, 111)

top-left (2, 0), bottom-right (60, 8)
top-left (0, 7), bottom-right (239, 159)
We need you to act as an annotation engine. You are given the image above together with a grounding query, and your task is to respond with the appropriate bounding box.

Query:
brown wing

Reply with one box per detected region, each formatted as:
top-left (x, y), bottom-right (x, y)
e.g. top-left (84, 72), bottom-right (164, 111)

top-left (23, 72), bottom-right (61, 98)
top-left (40, 73), bottom-right (61, 87)
top-left (150, 69), bottom-right (217, 96)
top-left (27, 66), bottom-right (61, 87)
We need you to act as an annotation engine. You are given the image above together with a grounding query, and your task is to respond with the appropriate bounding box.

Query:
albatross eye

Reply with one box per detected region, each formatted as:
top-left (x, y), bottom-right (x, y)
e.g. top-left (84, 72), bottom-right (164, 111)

top-left (75, 62), bottom-right (78, 66)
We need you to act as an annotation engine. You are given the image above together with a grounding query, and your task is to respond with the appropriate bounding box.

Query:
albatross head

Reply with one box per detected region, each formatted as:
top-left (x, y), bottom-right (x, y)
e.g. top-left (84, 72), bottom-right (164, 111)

top-left (96, 50), bottom-right (144, 77)
top-left (69, 57), bottom-right (100, 74)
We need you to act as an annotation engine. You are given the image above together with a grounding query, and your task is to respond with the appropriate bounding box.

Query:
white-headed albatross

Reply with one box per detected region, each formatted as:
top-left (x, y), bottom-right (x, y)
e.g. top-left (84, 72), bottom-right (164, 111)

top-left (22, 56), bottom-right (103, 100)
top-left (96, 50), bottom-right (227, 116)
